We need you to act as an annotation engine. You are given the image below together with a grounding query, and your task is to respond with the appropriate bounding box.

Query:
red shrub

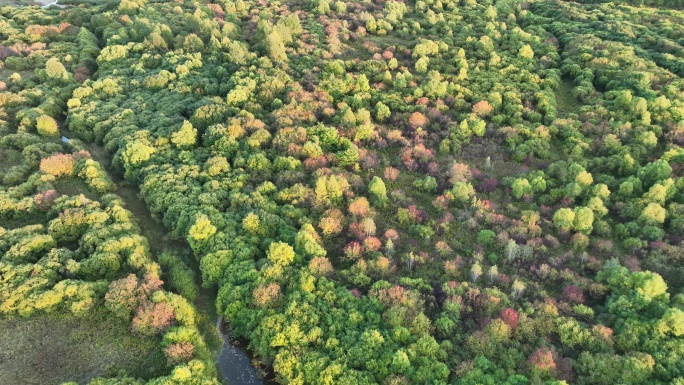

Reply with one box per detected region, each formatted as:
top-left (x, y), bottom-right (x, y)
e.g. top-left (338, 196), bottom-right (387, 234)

top-left (374, 285), bottom-right (407, 306)
top-left (26, 24), bottom-right (60, 39)
top-left (470, 167), bottom-right (483, 179)
top-left (33, 189), bottom-right (60, 210)
top-left (304, 156), bottom-right (329, 170)
top-left (444, 259), bottom-right (460, 277)
top-left (592, 324), bottom-right (614, 342)
top-left (449, 162), bottom-right (472, 184)
top-left (309, 257), bottom-right (334, 277)
top-left (361, 152), bottom-right (379, 170)
top-left (105, 274), bottom-right (141, 319)
top-left (105, 273), bottom-right (164, 320)
top-left (164, 342), bottom-right (195, 365)
top-left (132, 301), bottom-right (175, 335)
top-left (0, 46), bottom-right (20, 61)
top-left (74, 65), bottom-right (90, 83)
top-left (427, 161), bottom-right (439, 174)
top-left (348, 222), bottom-right (367, 240)
top-left (375, 256), bottom-right (392, 272)
top-left (500, 308), bottom-right (519, 330)
top-left (253, 283), bottom-right (282, 307)
top-left (382, 168), bottom-right (399, 183)
top-left (624, 256), bottom-right (641, 272)
top-left (497, 273), bottom-right (512, 286)
top-left (206, 3), bottom-right (225, 20)
top-left (439, 212), bottom-right (455, 226)
top-left (472, 100), bottom-right (493, 116)
top-left (408, 112), bottom-right (428, 129)
top-left (411, 143), bottom-right (435, 163)
top-left (479, 178), bottom-right (500, 193)
top-left (363, 236), bottom-right (382, 252)
top-left (562, 285), bottom-right (585, 304)
top-left (72, 149), bottom-right (91, 160)
top-left (407, 205), bottom-right (426, 222)
top-left (528, 348), bottom-right (556, 373)
top-left (386, 130), bottom-right (406, 143)
top-left (435, 241), bottom-right (453, 256)
top-left (384, 229), bottom-right (399, 240)
top-left (433, 195), bottom-right (449, 211)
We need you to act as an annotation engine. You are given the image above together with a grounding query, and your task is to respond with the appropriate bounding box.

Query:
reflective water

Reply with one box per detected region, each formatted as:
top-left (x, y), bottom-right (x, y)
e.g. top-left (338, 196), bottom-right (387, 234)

top-left (216, 316), bottom-right (265, 385)
top-left (34, 0), bottom-right (65, 8)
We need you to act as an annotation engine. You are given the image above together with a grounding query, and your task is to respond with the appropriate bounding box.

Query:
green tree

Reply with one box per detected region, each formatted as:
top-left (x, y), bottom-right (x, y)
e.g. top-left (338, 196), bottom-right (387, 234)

top-left (295, 224), bottom-right (326, 258)
top-left (638, 160), bottom-right (672, 188)
top-left (45, 57), bottom-right (69, 80)
top-left (368, 176), bottom-right (388, 207)
top-left (512, 178), bottom-right (532, 199)
top-left (171, 121), bottom-right (197, 148)
top-left (376, 102), bottom-right (391, 122)
top-left (518, 44), bottom-right (534, 60)
top-left (267, 241), bottom-right (296, 267)
top-left (553, 208), bottom-right (575, 230)
top-left (122, 142), bottom-right (155, 166)
top-left (573, 206), bottom-right (594, 233)
top-left (188, 214), bottom-right (216, 242)
top-left (658, 308), bottom-right (684, 337)
top-left (640, 203), bottom-right (666, 224)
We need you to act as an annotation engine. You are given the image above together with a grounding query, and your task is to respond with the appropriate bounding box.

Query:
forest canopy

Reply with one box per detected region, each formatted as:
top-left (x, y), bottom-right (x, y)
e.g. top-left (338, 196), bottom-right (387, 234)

top-left (1, 0), bottom-right (684, 384)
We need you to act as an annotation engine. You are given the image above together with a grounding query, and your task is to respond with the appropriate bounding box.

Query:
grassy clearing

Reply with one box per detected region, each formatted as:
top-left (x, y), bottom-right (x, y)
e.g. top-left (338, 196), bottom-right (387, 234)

top-left (0, 149), bottom-right (23, 169)
top-left (555, 77), bottom-right (582, 116)
top-left (53, 177), bottom-right (99, 200)
top-left (1, 213), bottom-right (46, 230)
top-left (194, 287), bottom-right (223, 354)
top-left (0, 309), bottom-right (167, 385)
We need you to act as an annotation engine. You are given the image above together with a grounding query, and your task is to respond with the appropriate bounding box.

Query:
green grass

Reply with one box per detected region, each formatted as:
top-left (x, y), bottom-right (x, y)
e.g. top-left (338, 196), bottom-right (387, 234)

top-left (0, 309), bottom-right (167, 385)
top-left (194, 287), bottom-right (223, 354)
top-left (53, 177), bottom-right (99, 200)
top-left (1, 213), bottom-right (45, 230)
top-left (0, 149), bottom-right (23, 169)
top-left (555, 77), bottom-right (582, 116)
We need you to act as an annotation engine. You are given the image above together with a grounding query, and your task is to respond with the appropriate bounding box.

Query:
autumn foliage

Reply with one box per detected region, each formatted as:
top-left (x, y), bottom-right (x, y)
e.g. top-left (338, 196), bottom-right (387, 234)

top-left (408, 112), bottom-right (428, 129)
top-left (528, 348), bottom-right (556, 373)
top-left (39, 153), bottom-right (74, 177)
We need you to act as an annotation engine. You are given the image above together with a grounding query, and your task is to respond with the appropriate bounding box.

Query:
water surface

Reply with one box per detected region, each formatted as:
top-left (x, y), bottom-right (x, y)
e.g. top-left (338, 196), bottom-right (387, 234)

top-left (216, 316), bottom-right (266, 385)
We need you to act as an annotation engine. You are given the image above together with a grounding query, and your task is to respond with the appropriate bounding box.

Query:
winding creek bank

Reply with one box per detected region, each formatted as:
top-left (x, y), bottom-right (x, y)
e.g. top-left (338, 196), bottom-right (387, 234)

top-left (216, 316), bottom-right (275, 385)
top-left (32, 0), bottom-right (65, 8)
top-left (61, 130), bottom-right (268, 385)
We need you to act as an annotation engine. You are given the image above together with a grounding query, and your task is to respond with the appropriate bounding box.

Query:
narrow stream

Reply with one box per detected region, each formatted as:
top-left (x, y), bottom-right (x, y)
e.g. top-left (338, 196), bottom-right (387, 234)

top-left (216, 316), bottom-right (266, 385)
top-left (33, 0), bottom-right (65, 8)
top-left (62, 133), bottom-right (267, 385)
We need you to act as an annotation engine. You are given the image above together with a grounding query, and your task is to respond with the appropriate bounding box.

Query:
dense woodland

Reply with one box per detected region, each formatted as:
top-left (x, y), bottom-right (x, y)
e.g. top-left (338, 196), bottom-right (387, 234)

top-left (1, 0), bottom-right (684, 384)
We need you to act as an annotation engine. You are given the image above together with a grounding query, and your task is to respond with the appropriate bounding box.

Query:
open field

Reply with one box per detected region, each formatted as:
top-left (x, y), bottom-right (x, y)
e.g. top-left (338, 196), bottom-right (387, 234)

top-left (0, 310), bottom-right (166, 385)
